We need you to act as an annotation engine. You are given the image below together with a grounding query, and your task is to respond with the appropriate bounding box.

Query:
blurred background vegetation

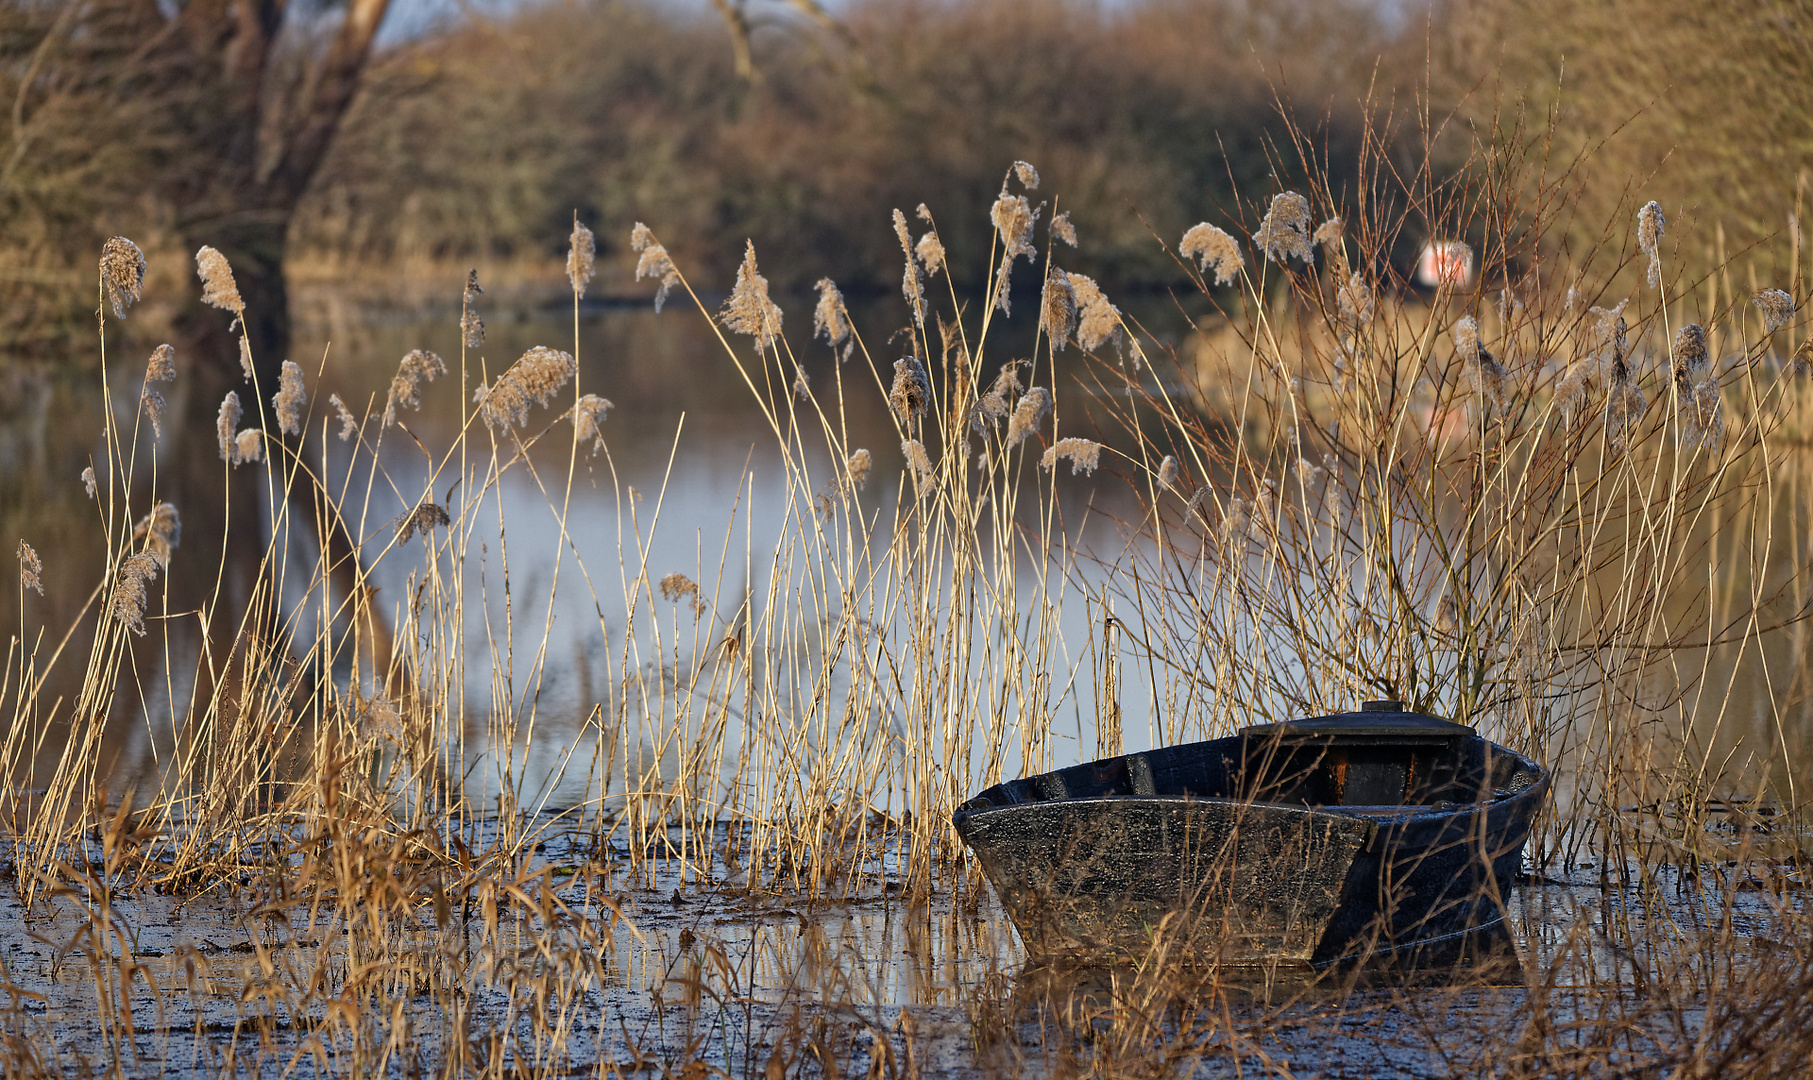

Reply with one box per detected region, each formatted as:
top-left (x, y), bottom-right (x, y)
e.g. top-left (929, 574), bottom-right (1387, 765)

top-left (2, 0), bottom-right (1809, 342)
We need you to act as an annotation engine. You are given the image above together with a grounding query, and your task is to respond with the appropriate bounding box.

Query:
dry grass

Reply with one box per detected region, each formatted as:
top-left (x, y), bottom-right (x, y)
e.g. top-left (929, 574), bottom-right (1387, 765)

top-left (3, 92), bottom-right (1813, 1077)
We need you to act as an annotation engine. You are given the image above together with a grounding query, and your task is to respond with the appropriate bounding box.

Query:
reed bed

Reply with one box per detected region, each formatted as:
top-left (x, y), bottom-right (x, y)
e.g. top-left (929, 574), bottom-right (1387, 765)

top-left (2, 100), bottom-right (1813, 1076)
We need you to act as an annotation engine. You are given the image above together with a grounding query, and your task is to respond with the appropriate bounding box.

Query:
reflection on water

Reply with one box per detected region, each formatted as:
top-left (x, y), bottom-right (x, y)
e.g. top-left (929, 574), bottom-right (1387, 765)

top-left (4, 284), bottom-right (1812, 821)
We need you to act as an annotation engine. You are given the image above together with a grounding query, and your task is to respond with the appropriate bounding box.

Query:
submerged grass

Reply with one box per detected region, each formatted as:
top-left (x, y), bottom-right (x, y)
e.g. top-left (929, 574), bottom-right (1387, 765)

top-left (3, 96), bottom-right (1813, 1076)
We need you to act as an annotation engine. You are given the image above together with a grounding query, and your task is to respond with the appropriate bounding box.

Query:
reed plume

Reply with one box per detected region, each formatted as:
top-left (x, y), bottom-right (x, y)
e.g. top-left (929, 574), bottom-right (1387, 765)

top-left (915, 230), bottom-right (946, 277)
top-left (1672, 323), bottom-right (1709, 392)
top-left (109, 553), bottom-right (159, 636)
top-left (889, 357), bottom-right (930, 425)
top-left (140, 344), bottom-right (175, 437)
top-left (572, 394), bottom-right (614, 451)
top-left (1038, 437), bottom-right (1101, 475)
top-left (81, 466), bottom-right (96, 500)
top-left (989, 191), bottom-right (1040, 315)
top-left (567, 219), bottom-right (597, 297)
top-left (1179, 223), bottom-right (1244, 286)
top-left (893, 209), bottom-right (927, 327)
top-left (1312, 216), bottom-right (1344, 248)
top-left (329, 394), bottom-right (358, 441)
top-left (216, 392), bottom-right (242, 462)
top-left (1218, 496), bottom-right (1251, 545)
top-left (902, 439), bottom-right (935, 481)
top-left (1039, 267), bottom-right (1077, 349)
top-left (813, 279), bottom-right (853, 360)
top-left (1051, 211), bottom-right (1076, 247)
top-left (659, 572), bottom-right (706, 615)
top-left (845, 449), bottom-right (872, 490)
top-left (397, 501), bottom-right (450, 544)
top-left (1157, 455), bottom-right (1179, 488)
top-left (132, 502), bottom-right (180, 565)
top-left (17, 541), bottom-right (42, 596)
top-left (1012, 160), bottom-right (1040, 189)
top-left (720, 241), bottom-right (783, 353)
top-left (1680, 377), bottom-right (1725, 451)
top-left (1064, 272), bottom-right (1123, 353)
top-left (1252, 191), bottom-right (1314, 265)
top-left (384, 350), bottom-right (447, 427)
top-left (461, 269), bottom-right (485, 349)
top-left (1792, 338), bottom-right (1813, 377)
top-left (100, 237), bottom-right (146, 318)
top-left (631, 223), bottom-right (682, 312)
top-left (239, 336), bottom-right (254, 380)
top-left (972, 362), bottom-right (1024, 432)
top-left (1605, 354), bottom-right (1647, 453)
top-left (1336, 271), bottom-right (1375, 326)
top-left (273, 361), bottom-right (306, 437)
top-left (474, 347), bottom-right (576, 432)
top-left (1753, 288), bottom-right (1794, 333)
top-left (195, 246), bottom-right (243, 314)
top-left (234, 429), bottom-right (264, 464)
top-left (1005, 387), bottom-right (1051, 448)
top-left (1637, 201), bottom-right (1666, 288)
top-left (1453, 316), bottom-right (1506, 409)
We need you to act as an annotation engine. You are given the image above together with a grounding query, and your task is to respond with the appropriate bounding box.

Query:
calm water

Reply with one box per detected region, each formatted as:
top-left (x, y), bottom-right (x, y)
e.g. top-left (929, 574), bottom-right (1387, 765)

top-left (4, 283), bottom-right (1810, 821)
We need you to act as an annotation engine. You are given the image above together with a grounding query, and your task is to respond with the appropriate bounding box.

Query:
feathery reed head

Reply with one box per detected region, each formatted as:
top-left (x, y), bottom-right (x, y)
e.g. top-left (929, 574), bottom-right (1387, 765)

top-left (397, 501), bottom-right (450, 544)
top-left (1039, 437), bottom-right (1102, 475)
top-left (1337, 272), bottom-right (1375, 326)
top-left (145, 344), bottom-right (175, 383)
top-left (17, 541), bottom-right (42, 596)
top-left (1179, 223), bottom-right (1245, 286)
top-left (239, 336), bottom-right (254, 381)
top-left (329, 393), bottom-right (358, 441)
top-left (845, 448), bottom-right (872, 490)
top-left (915, 230), bottom-right (946, 277)
top-left (1051, 211), bottom-right (1076, 247)
top-left (1606, 377), bottom-right (1647, 453)
top-left (1005, 386), bottom-right (1051, 448)
top-left (1585, 301), bottom-right (1631, 376)
top-left (1039, 266), bottom-right (1077, 350)
top-left (384, 350), bottom-right (447, 427)
top-left (140, 345), bottom-right (175, 437)
top-left (1312, 216), bottom-right (1344, 248)
top-left (195, 246), bottom-right (243, 314)
top-left (1672, 323), bottom-right (1709, 388)
top-left (1065, 272), bottom-right (1123, 353)
top-left (216, 392), bottom-right (242, 462)
top-left (1791, 338), bottom-right (1813, 377)
top-left (100, 237), bottom-right (146, 318)
top-left (234, 428), bottom-right (264, 464)
top-left (109, 553), bottom-right (159, 636)
top-left (573, 393), bottom-right (614, 451)
top-left (889, 357), bottom-right (931, 425)
top-left (659, 572), bottom-right (706, 615)
top-left (989, 193), bottom-right (1040, 315)
top-left (973, 362), bottom-right (1024, 431)
top-left (721, 241), bottom-right (783, 352)
top-left (1453, 316), bottom-right (1506, 409)
top-left (1753, 289), bottom-right (1794, 334)
top-left (901, 438), bottom-right (935, 481)
top-left (1637, 201), bottom-right (1665, 288)
top-left (1157, 455), bottom-right (1180, 488)
top-left (631, 222), bottom-right (682, 312)
top-left (81, 466), bottom-right (96, 500)
top-left (273, 361), bottom-right (306, 437)
top-left (474, 346), bottom-right (576, 432)
top-left (461, 269), bottom-right (485, 349)
top-left (813, 279), bottom-right (852, 358)
top-left (1680, 376), bottom-right (1724, 452)
top-left (893, 209), bottom-right (927, 327)
top-left (1252, 191), bottom-right (1314, 265)
top-left (567, 219), bottom-right (596, 297)
top-left (1011, 160), bottom-right (1040, 190)
top-left (132, 502), bottom-right (180, 565)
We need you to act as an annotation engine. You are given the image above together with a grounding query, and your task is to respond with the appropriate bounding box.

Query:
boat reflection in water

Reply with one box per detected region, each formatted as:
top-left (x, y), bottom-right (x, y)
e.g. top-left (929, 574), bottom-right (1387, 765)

top-left (953, 701), bottom-right (1549, 970)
